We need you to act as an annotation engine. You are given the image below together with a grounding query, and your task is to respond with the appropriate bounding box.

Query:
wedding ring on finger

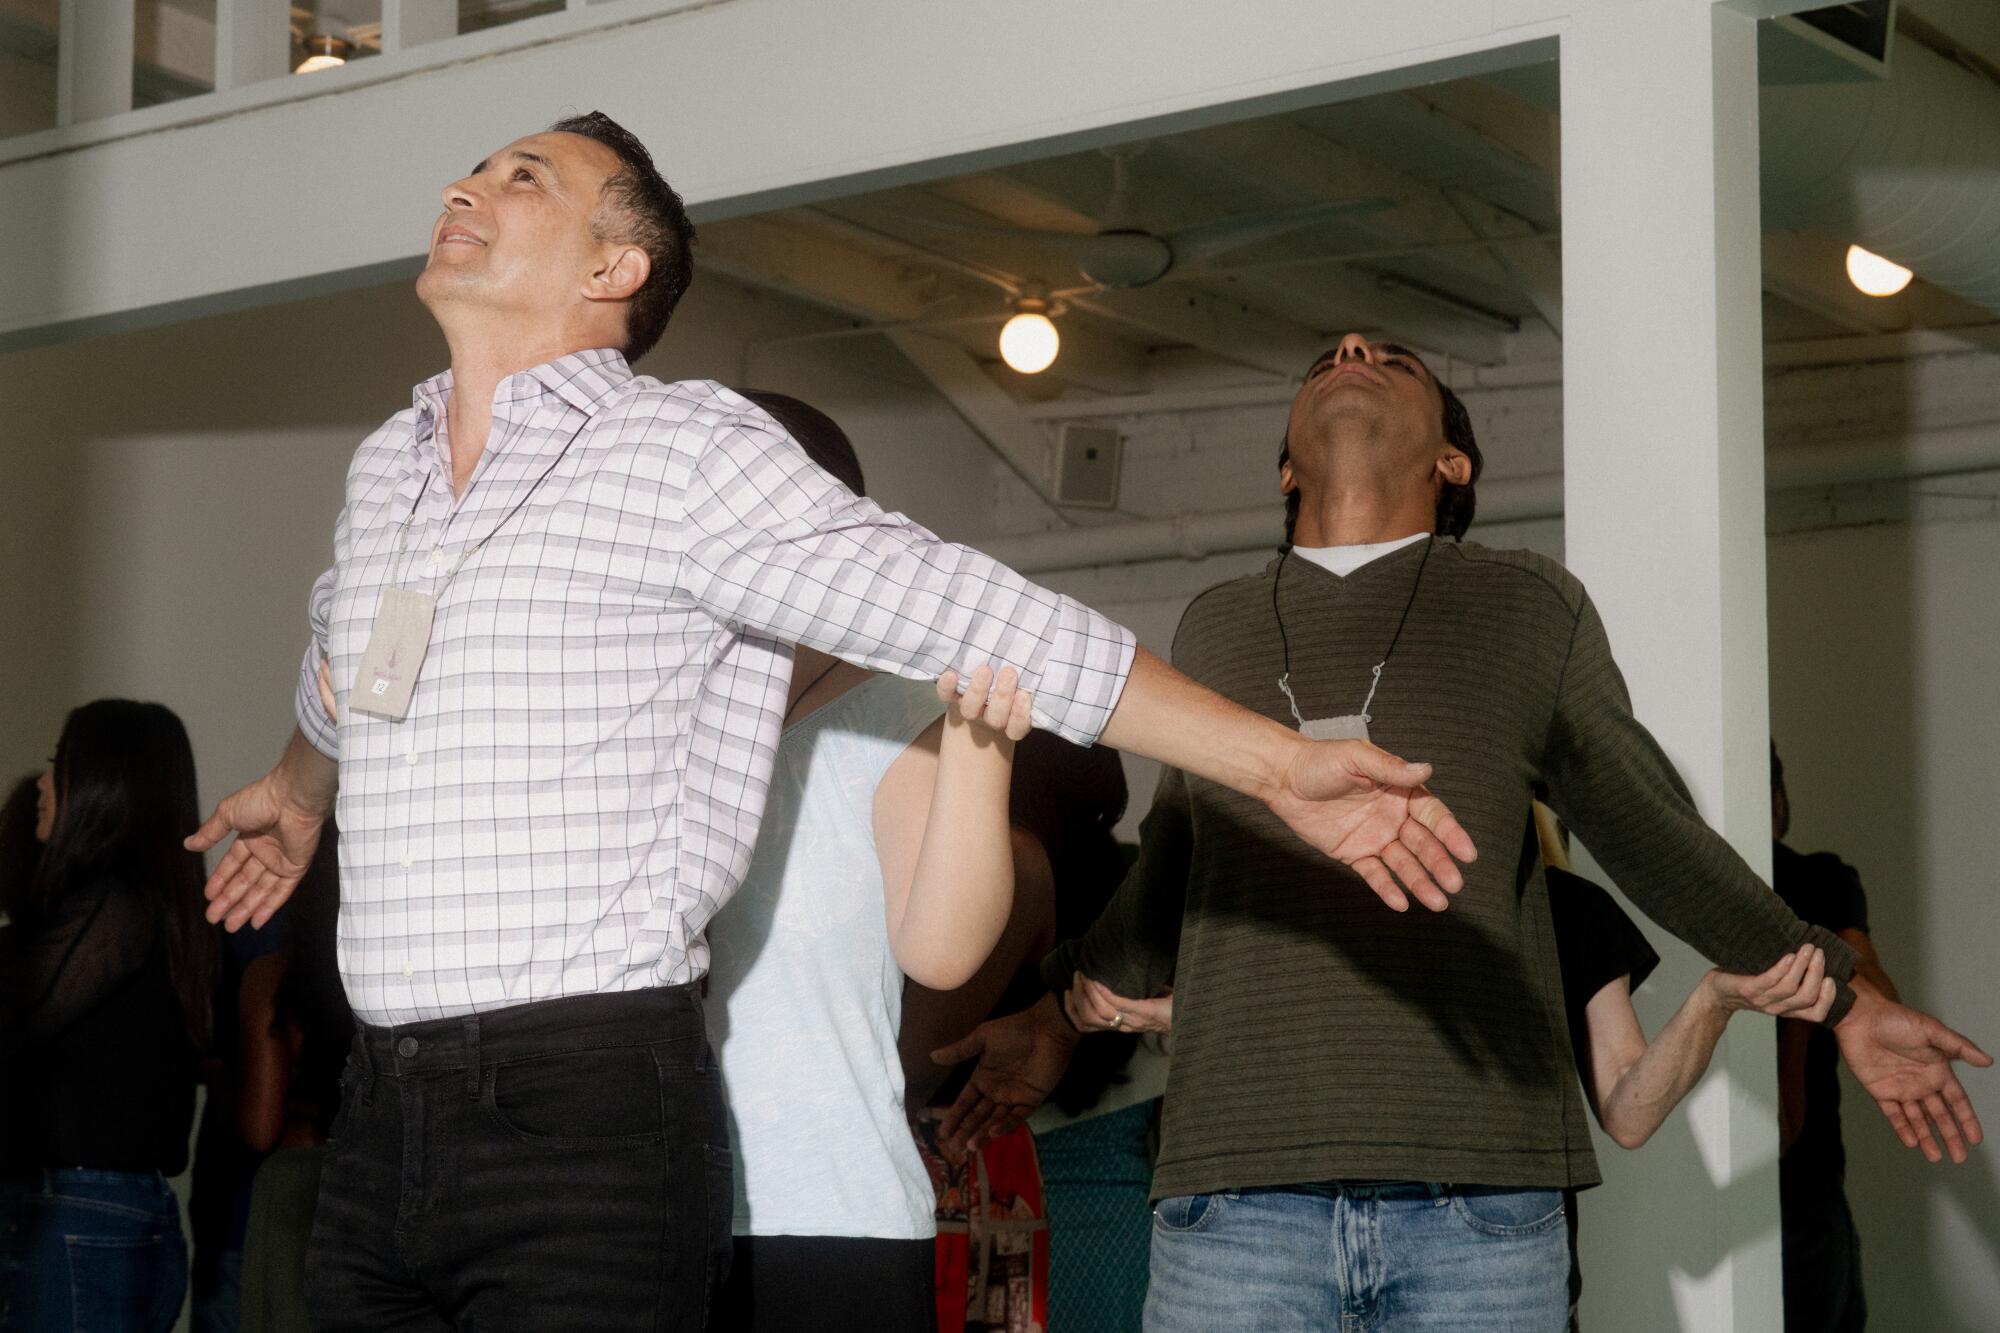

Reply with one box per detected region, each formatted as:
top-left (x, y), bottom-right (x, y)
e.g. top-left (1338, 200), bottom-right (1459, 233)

top-left (1109, 1012), bottom-right (1125, 1028)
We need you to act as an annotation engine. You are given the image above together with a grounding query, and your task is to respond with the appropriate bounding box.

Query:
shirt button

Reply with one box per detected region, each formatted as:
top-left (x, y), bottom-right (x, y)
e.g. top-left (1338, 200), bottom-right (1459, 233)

top-left (406, 751), bottom-right (419, 766)
top-left (401, 964), bottom-right (413, 979)
top-left (396, 1036), bottom-right (418, 1058)
top-left (399, 853), bottom-right (413, 868)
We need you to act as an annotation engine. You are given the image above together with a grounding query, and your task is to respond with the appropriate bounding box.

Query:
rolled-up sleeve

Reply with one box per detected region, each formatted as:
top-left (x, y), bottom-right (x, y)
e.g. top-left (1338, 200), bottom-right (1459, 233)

top-left (673, 412), bottom-right (1135, 745)
top-left (292, 561), bottom-right (340, 760)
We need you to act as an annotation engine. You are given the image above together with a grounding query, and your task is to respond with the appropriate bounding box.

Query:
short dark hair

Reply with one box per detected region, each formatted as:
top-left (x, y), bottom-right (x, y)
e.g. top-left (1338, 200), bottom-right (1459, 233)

top-left (1278, 348), bottom-right (1483, 545)
top-left (739, 390), bottom-right (866, 496)
top-left (547, 111), bottom-right (696, 364)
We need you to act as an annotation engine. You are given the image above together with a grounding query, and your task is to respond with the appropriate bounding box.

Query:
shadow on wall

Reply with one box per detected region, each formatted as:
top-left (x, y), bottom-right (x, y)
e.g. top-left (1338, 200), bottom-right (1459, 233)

top-left (1768, 490), bottom-right (2000, 1331)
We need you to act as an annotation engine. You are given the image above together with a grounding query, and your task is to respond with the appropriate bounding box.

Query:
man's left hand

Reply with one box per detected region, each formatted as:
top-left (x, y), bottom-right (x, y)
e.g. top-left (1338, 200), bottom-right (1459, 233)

top-left (1268, 739), bottom-right (1478, 912)
top-left (1836, 979), bottom-right (1992, 1163)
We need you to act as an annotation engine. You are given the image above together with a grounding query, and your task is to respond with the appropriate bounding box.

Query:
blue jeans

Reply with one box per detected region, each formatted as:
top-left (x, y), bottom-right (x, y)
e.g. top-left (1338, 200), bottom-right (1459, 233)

top-left (1144, 1182), bottom-right (1568, 1332)
top-left (0, 1168), bottom-right (188, 1333)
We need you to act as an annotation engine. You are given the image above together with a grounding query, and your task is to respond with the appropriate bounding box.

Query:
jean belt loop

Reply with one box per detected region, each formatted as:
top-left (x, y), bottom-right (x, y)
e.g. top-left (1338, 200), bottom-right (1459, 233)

top-left (463, 1013), bottom-right (483, 1098)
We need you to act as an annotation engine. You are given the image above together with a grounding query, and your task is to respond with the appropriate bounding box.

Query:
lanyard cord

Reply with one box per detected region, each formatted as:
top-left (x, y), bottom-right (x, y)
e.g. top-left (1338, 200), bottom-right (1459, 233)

top-left (1274, 535), bottom-right (1434, 727)
top-left (393, 410), bottom-right (596, 593)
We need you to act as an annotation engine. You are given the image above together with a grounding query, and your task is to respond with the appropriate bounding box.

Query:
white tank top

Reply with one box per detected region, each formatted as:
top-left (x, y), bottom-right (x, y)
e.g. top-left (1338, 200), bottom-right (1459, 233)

top-left (704, 674), bottom-right (943, 1239)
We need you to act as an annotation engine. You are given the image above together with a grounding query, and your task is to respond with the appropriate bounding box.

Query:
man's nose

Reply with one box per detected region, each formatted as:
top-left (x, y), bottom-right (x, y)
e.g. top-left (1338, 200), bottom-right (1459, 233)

top-left (1332, 333), bottom-right (1373, 364)
top-left (440, 177), bottom-right (477, 211)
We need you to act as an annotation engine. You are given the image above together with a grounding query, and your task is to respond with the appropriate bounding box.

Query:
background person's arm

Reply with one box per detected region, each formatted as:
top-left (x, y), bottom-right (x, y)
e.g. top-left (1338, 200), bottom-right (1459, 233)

top-left (1586, 948), bottom-right (1836, 1149)
top-left (874, 669), bottom-right (1033, 990)
top-left (187, 728), bottom-right (337, 932)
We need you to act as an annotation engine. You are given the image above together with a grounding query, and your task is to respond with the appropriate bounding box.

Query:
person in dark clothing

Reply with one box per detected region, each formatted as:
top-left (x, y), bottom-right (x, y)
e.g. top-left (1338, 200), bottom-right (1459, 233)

top-left (0, 775), bottom-right (42, 924)
top-left (1772, 745), bottom-right (1883, 1333)
top-left (0, 700), bottom-right (218, 1333)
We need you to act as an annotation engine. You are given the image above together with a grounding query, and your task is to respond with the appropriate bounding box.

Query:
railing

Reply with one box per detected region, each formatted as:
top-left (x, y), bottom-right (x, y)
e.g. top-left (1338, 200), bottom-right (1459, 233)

top-left (0, 0), bottom-right (724, 167)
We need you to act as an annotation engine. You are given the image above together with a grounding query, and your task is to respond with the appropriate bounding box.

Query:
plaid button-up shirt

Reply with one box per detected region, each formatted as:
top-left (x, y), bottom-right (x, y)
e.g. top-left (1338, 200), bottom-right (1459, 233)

top-left (299, 349), bottom-right (1133, 1026)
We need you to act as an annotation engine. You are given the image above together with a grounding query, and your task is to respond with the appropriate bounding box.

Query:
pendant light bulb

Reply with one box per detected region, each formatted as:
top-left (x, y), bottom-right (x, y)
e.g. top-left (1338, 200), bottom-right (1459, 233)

top-left (296, 34), bottom-right (352, 74)
top-left (999, 301), bottom-right (1060, 375)
top-left (1845, 244), bottom-right (1912, 298)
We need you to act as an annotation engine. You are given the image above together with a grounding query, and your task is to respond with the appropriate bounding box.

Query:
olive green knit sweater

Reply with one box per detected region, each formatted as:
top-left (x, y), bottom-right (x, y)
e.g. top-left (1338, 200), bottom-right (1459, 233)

top-left (1044, 538), bottom-right (1854, 1199)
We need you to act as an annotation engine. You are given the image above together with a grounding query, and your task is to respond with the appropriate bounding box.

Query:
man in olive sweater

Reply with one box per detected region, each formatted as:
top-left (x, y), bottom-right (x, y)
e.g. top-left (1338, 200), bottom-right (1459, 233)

top-left (937, 334), bottom-right (1989, 1329)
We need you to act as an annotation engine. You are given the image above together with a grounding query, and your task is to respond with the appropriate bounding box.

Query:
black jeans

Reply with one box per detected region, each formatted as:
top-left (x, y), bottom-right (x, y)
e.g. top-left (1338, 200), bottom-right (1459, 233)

top-left (304, 986), bottom-right (731, 1332)
top-left (712, 1235), bottom-right (936, 1333)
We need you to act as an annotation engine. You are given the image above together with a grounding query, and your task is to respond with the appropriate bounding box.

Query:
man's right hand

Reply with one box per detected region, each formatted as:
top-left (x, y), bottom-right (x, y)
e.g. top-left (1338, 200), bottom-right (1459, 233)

top-left (933, 992), bottom-right (1079, 1155)
top-left (185, 731), bottom-right (335, 932)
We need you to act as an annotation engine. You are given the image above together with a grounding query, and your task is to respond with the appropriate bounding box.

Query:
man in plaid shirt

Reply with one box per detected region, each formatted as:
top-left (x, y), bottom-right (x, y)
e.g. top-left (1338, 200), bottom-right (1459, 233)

top-left (187, 112), bottom-right (1475, 1330)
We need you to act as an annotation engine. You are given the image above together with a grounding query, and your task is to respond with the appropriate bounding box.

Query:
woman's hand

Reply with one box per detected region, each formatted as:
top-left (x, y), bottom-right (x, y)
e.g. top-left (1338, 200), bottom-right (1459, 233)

top-left (1702, 946), bottom-right (1837, 1022)
top-left (1064, 972), bottom-right (1174, 1035)
top-left (938, 664), bottom-right (1034, 742)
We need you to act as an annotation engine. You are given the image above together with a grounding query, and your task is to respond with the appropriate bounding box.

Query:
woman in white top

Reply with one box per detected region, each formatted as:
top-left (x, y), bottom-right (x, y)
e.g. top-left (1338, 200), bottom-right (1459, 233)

top-left (704, 392), bottom-right (1041, 1333)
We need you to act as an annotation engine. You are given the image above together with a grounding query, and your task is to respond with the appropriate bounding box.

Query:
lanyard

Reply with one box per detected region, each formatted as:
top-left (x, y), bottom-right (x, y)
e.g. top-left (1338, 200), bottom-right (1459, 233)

top-left (393, 409), bottom-right (596, 594)
top-left (1272, 535), bottom-right (1433, 729)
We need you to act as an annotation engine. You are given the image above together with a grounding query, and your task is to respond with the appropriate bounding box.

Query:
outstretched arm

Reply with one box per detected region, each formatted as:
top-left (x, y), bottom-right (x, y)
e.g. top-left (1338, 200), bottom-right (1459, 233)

top-left (680, 413), bottom-right (1475, 910)
top-left (1586, 948), bottom-right (1837, 1150)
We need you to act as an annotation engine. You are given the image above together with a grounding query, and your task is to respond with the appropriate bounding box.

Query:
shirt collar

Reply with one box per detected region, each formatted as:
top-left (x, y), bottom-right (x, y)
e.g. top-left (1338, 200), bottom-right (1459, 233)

top-left (410, 347), bottom-right (634, 423)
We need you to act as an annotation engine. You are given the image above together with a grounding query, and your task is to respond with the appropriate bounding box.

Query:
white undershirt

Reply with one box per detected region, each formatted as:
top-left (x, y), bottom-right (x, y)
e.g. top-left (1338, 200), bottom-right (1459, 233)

top-left (1291, 531), bottom-right (1428, 578)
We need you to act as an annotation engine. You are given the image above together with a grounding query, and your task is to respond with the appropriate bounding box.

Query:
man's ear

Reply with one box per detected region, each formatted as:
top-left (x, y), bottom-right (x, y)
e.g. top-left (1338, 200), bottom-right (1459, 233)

top-left (1279, 459), bottom-right (1298, 496)
top-left (1435, 447), bottom-right (1472, 488)
top-left (588, 244), bottom-right (651, 304)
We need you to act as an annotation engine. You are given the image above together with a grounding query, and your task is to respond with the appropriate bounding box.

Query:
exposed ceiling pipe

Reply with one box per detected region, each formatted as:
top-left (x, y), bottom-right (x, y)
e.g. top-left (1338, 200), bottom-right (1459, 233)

top-left (980, 421), bottom-right (2000, 574)
top-left (1763, 32), bottom-right (2000, 313)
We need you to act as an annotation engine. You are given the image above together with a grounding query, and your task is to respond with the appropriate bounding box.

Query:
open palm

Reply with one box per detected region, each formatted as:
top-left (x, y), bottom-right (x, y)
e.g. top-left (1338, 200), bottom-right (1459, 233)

top-left (185, 775), bottom-right (325, 932)
top-left (1268, 739), bottom-right (1478, 912)
top-left (1837, 989), bottom-right (1992, 1163)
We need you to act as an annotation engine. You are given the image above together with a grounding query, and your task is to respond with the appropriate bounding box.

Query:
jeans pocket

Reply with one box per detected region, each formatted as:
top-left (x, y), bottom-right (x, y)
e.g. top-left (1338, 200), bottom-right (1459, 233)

top-left (1448, 1187), bottom-right (1566, 1237)
top-left (1152, 1192), bottom-right (1227, 1234)
top-left (481, 1045), bottom-right (666, 1147)
top-left (67, 1231), bottom-right (185, 1333)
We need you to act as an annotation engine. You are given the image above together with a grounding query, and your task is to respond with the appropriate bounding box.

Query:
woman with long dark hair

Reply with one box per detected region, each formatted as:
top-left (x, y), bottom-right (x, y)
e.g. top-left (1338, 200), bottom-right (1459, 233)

top-left (1, 699), bottom-right (218, 1332)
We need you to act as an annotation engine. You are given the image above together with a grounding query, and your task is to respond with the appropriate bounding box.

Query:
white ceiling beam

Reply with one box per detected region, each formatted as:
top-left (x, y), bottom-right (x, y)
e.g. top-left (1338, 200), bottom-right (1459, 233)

top-left (884, 330), bottom-right (1071, 520)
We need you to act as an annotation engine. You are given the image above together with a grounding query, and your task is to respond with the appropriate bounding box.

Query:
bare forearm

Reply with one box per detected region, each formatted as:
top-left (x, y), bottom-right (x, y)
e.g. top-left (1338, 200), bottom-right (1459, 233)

top-left (893, 718), bottom-right (1018, 990)
top-left (1098, 648), bottom-right (1296, 803)
top-left (1601, 985), bottom-right (1732, 1149)
top-left (272, 727), bottom-right (338, 819)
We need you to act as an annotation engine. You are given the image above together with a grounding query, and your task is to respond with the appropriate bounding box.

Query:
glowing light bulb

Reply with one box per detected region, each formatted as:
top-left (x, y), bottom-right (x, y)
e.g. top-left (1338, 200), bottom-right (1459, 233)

top-left (296, 35), bottom-right (351, 74)
top-left (999, 307), bottom-right (1060, 374)
top-left (1845, 244), bottom-right (1912, 297)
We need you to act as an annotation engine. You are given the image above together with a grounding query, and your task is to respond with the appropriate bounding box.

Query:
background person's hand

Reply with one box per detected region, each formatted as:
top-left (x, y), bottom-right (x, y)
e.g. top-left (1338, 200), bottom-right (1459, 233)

top-left (1267, 739), bottom-right (1478, 913)
top-left (933, 993), bottom-right (1078, 1156)
top-left (185, 773), bottom-right (325, 932)
top-left (1064, 973), bottom-right (1174, 1036)
top-left (938, 664), bottom-right (1033, 741)
top-left (1836, 980), bottom-right (1992, 1163)
top-left (1703, 946), bottom-right (1837, 1021)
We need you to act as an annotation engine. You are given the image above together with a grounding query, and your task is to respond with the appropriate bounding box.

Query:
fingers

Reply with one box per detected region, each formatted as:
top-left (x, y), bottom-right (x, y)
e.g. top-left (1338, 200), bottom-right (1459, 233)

top-left (1397, 818), bottom-right (1465, 896)
top-left (185, 805), bottom-right (234, 854)
top-left (979, 668), bottom-right (1020, 732)
top-left (1794, 948), bottom-right (1827, 1010)
top-left (935, 670), bottom-right (960, 705)
top-left (1802, 978), bottom-right (1837, 1024)
top-left (940, 1085), bottom-right (994, 1149)
top-left (1004, 688), bottom-right (1034, 742)
top-left (1881, 1098), bottom-right (1920, 1151)
top-left (1350, 856), bottom-right (1411, 913)
top-left (1905, 1099), bottom-right (1944, 1163)
top-left (1925, 1093), bottom-right (1970, 1164)
top-left (1344, 743), bottom-right (1434, 793)
top-left (1411, 790), bottom-right (1478, 865)
top-left (1942, 1080), bottom-right (1984, 1149)
top-left (1929, 1020), bottom-right (1995, 1069)
top-left (957, 665), bottom-right (994, 722)
top-left (1380, 841), bottom-right (1449, 913)
top-left (930, 1031), bottom-right (985, 1068)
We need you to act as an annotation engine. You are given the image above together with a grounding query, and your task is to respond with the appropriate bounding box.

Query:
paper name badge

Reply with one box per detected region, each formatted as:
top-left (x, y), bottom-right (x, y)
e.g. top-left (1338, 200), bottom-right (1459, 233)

top-left (350, 588), bottom-right (437, 722)
top-left (1300, 714), bottom-right (1370, 743)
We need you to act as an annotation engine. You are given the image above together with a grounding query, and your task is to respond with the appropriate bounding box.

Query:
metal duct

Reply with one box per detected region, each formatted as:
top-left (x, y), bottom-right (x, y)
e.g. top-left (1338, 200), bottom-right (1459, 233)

top-left (1763, 32), bottom-right (2000, 311)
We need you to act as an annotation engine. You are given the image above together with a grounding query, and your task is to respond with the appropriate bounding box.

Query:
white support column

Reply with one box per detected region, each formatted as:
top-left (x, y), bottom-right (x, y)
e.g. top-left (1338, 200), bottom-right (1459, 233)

top-left (1561, 4), bottom-right (1777, 1331)
top-left (213, 0), bottom-right (292, 91)
top-left (55, 0), bottom-right (134, 126)
top-left (382, 0), bottom-right (457, 55)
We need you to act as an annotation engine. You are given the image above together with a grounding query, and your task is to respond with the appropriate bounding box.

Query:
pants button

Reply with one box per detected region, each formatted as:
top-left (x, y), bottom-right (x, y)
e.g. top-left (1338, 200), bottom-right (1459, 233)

top-left (397, 1036), bottom-right (419, 1058)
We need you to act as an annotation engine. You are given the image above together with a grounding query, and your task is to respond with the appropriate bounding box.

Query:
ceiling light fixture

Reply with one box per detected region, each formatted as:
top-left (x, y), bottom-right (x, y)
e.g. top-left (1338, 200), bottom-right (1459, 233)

top-left (999, 297), bottom-right (1061, 375)
top-left (1845, 244), bottom-right (1912, 297)
top-left (296, 34), bottom-right (352, 74)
